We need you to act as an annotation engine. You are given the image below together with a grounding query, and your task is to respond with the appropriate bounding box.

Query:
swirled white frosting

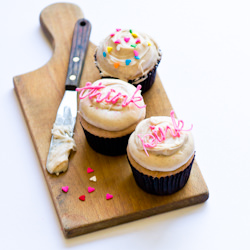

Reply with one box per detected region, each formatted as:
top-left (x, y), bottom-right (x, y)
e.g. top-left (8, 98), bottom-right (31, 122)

top-left (128, 116), bottom-right (195, 172)
top-left (95, 29), bottom-right (161, 83)
top-left (78, 79), bottom-right (146, 131)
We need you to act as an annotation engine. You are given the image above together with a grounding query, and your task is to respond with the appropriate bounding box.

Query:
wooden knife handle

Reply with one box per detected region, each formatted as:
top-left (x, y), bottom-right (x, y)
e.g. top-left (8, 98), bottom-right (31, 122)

top-left (65, 19), bottom-right (91, 90)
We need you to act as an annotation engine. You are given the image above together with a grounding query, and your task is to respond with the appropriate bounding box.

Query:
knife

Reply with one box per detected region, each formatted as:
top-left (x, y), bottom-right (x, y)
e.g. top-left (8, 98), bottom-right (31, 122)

top-left (46, 18), bottom-right (91, 175)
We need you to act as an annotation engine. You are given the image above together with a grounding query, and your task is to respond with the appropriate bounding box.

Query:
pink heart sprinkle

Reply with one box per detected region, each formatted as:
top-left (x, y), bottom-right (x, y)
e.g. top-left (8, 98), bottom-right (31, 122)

top-left (135, 39), bottom-right (141, 44)
top-left (114, 39), bottom-right (121, 44)
top-left (124, 37), bottom-right (130, 43)
top-left (110, 33), bottom-right (115, 37)
top-left (106, 193), bottom-right (113, 200)
top-left (133, 50), bottom-right (139, 57)
top-left (88, 187), bottom-right (95, 193)
top-left (116, 28), bottom-right (121, 32)
top-left (87, 167), bottom-right (94, 173)
top-left (62, 186), bottom-right (69, 193)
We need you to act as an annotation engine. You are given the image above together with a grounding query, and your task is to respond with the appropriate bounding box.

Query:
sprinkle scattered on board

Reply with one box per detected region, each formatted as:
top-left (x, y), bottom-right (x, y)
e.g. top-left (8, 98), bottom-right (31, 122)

top-left (87, 167), bottom-right (94, 173)
top-left (89, 176), bottom-right (97, 182)
top-left (62, 186), bottom-right (69, 193)
top-left (88, 187), bottom-right (95, 193)
top-left (79, 195), bottom-right (86, 201)
top-left (106, 193), bottom-right (113, 200)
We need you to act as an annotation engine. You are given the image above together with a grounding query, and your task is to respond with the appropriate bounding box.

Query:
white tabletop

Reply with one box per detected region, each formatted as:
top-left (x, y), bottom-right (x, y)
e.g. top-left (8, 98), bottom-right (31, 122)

top-left (1, 0), bottom-right (250, 249)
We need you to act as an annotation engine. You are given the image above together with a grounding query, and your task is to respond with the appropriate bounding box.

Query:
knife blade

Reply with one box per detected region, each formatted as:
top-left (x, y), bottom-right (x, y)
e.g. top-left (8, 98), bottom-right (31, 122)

top-left (46, 18), bottom-right (91, 175)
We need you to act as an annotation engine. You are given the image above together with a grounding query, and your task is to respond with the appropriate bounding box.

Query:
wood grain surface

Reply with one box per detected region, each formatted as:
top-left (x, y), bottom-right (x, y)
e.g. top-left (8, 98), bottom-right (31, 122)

top-left (13, 3), bottom-right (209, 238)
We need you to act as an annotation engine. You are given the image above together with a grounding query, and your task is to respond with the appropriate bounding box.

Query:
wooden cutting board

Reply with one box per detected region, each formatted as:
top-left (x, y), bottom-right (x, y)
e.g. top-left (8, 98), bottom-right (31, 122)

top-left (13, 3), bottom-right (209, 238)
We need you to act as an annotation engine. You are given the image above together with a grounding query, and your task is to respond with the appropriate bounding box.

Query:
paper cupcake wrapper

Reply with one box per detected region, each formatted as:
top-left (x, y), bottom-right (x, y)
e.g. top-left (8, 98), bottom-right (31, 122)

top-left (94, 50), bottom-right (162, 94)
top-left (81, 123), bottom-right (131, 156)
top-left (127, 154), bottom-right (195, 195)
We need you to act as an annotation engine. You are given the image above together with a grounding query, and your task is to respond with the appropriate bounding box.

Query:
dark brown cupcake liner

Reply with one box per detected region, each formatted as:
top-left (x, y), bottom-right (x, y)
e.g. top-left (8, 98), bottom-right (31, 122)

top-left (127, 154), bottom-right (195, 195)
top-left (94, 50), bottom-right (162, 94)
top-left (80, 122), bottom-right (131, 156)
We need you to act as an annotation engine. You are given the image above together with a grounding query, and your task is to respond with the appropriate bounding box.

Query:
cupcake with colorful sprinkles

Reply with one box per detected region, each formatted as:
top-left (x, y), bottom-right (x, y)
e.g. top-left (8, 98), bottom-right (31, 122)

top-left (76, 78), bottom-right (146, 156)
top-left (94, 28), bottom-right (162, 93)
top-left (127, 111), bottom-right (195, 195)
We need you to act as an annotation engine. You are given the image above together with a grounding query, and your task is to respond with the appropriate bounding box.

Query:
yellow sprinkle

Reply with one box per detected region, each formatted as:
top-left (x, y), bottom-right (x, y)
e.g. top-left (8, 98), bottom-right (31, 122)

top-left (132, 32), bottom-right (138, 38)
top-left (148, 42), bottom-right (151, 46)
top-left (107, 46), bottom-right (113, 53)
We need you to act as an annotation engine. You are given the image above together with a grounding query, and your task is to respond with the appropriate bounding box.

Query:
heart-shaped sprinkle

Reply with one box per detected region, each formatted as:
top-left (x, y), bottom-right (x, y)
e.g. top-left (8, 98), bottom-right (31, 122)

top-left (116, 28), bottom-right (121, 32)
top-left (88, 187), bottom-right (95, 193)
top-left (106, 193), bottom-right (113, 200)
top-left (103, 51), bottom-right (106, 57)
top-left (114, 62), bottom-right (120, 68)
top-left (135, 39), bottom-right (141, 44)
top-left (87, 167), bottom-right (94, 173)
top-left (107, 46), bottom-right (113, 53)
top-left (89, 176), bottom-right (97, 182)
top-left (131, 44), bottom-right (137, 48)
top-left (79, 195), bottom-right (85, 201)
top-left (133, 50), bottom-right (139, 57)
top-left (110, 33), bottom-right (115, 37)
top-left (114, 39), bottom-right (121, 44)
top-left (134, 56), bottom-right (140, 60)
top-left (62, 186), bottom-right (69, 193)
top-left (125, 59), bottom-right (131, 66)
top-left (124, 37), bottom-right (130, 43)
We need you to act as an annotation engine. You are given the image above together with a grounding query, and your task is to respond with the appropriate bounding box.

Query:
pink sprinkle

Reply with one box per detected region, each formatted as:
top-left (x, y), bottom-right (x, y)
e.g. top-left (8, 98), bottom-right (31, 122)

top-left (88, 187), bottom-right (95, 193)
top-left (87, 167), bottom-right (94, 173)
top-left (135, 39), bottom-right (141, 44)
top-left (110, 33), bottom-right (115, 37)
top-left (114, 39), bottom-right (121, 44)
top-left (133, 50), bottom-right (139, 57)
top-left (106, 193), bottom-right (113, 200)
top-left (116, 28), bottom-right (121, 32)
top-left (62, 186), bottom-right (69, 193)
top-left (124, 37), bottom-right (130, 43)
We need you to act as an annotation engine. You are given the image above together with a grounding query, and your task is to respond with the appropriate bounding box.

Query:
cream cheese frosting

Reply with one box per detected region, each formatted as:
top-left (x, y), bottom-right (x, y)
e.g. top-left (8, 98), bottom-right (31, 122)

top-left (46, 124), bottom-right (76, 175)
top-left (95, 29), bottom-right (161, 83)
top-left (78, 79), bottom-right (146, 131)
top-left (128, 116), bottom-right (195, 172)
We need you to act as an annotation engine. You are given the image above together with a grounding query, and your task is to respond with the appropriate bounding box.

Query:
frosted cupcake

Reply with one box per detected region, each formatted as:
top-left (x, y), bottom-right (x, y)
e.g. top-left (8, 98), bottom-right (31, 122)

top-left (94, 28), bottom-right (161, 93)
top-left (76, 78), bottom-right (146, 156)
top-left (127, 111), bottom-right (195, 195)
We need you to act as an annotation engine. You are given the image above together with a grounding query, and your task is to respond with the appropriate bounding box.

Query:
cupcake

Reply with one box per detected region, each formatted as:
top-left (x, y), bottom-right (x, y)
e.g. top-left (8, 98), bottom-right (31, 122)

top-left (76, 78), bottom-right (146, 156)
top-left (94, 28), bottom-right (162, 93)
top-left (127, 111), bottom-right (195, 195)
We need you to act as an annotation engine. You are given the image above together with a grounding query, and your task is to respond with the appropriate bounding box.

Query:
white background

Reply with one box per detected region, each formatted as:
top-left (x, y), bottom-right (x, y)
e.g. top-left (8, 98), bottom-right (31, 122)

top-left (1, 0), bottom-right (250, 249)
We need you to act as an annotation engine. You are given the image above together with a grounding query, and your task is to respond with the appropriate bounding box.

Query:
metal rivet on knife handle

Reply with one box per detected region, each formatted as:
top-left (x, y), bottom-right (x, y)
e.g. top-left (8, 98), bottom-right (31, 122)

top-left (69, 75), bottom-right (76, 81)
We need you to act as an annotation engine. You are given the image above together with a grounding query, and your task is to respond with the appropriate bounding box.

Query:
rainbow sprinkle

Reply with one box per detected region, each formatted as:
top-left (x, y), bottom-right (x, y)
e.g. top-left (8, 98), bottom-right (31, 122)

top-left (110, 33), bottom-right (115, 37)
top-left (135, 39), bottom-right (141, 44)
top-left (116, 28), bottom-right (121, 32)
top-left (148, 42), bottom-right (151, 46)
top-left (131, 44), bottom-right (137, 48)
top-left (114, 62), bottom-right (120, 68)
top-left (133, 50), bottom-right (139, 57)
top-left (125, 59), bottom-right (132, 65)
top-left (134, 56), bottom-right (140, 60)
top-left (132, 32), bottom-right (138, 38)
top-left (129, 29), bottom-right (132, 33)
top-left (103, 51), bottom-right (106, 57)
top-left (114, 39), bottom-right (121, 44)
top-left (107, 46), bottom-right (113, 53)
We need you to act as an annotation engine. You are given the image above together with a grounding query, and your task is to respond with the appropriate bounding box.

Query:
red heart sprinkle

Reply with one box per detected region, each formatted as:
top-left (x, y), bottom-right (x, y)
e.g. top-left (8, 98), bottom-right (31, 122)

top-left (106, 193), bottom-right (113, 200)
top-left (88, 187), bottom-right (95, 193)
top-left (87, 167), bottom-right (94, 173)
top-left (62, 186), bottom-right (69, 193)
top-left (79, 195), bottom-right (85, 201)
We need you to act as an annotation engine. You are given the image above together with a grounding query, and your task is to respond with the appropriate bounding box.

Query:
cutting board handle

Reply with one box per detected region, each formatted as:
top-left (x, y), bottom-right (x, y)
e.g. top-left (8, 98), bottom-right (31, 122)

top-left (65, 19), bottom-right (91, 90)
